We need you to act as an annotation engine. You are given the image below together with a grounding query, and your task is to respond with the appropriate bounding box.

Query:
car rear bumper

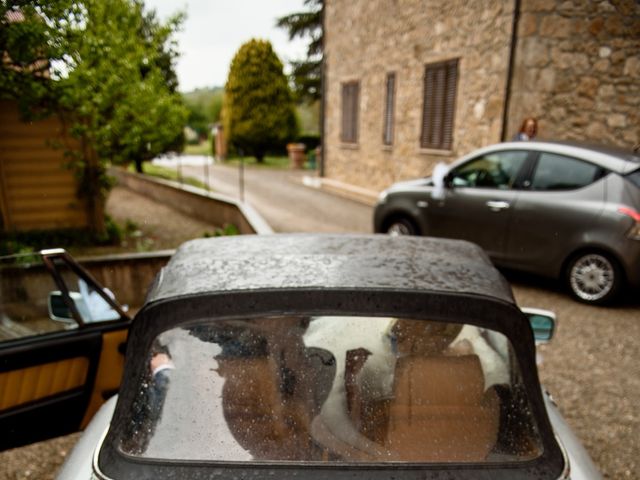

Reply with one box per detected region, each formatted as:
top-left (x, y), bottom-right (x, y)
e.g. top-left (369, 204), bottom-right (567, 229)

top-left (619, 240), bottom-right (640, 289)
top-left (623, 246), bottom-right (640, 288)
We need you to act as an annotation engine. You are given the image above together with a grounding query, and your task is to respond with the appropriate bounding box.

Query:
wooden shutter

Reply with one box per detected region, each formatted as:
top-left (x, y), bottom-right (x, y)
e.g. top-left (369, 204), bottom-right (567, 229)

top-left (341, 82), bottom-right (359, 143)
top-left (421, 59), bottom-right (459, 150)
top-left (442, 61), bottom-right (458, 149)
top-left (383, 73), bottom-right (396, 145)
top-left (341, 84), bottom-right (349, 142)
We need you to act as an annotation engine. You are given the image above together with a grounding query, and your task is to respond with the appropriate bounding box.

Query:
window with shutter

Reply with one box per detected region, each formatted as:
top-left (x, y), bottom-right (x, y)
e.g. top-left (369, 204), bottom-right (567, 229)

top-left (421, 59), bottom-right (459, 150)
top-left (341, 81), bottom-right (359, 144)
top-left (383, 73), bottom-right (396, 146)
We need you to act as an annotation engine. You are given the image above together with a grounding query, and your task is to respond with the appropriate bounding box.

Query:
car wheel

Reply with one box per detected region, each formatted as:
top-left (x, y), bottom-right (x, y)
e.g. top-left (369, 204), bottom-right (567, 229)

top-left (384, 217), bottom-right (418, 236)
top-left (566, 252), bottom-right (622, 304)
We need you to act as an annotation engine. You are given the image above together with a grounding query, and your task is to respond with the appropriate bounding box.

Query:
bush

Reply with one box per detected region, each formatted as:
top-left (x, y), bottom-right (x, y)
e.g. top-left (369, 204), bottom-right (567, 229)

top-left (0, 215), bottom-right (123, 254)
top-left (296, 134), bottom-right (320, 151)
top-left (203, 223), bottom-right (239, 237)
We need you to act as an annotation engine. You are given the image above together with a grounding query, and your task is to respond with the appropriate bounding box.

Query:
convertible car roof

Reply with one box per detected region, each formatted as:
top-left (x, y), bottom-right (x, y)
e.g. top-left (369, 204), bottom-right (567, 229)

top-left (147, 234), bottom-right (514, 305)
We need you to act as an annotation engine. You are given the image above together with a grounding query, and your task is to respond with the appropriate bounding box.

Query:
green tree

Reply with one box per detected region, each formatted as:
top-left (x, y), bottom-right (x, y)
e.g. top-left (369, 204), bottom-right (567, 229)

top-left (276, 0), bottom-right (322, 103)
top-left (223, 39), bottom-right (297, 162)
top-left (182, 87), bottom-right (224, 139)
top-left (185, 101), bottom-right (209, 139)
top-left (209, 89), bottom-right (223, 123)
top-left (0, 0), bottom-right (187, 231)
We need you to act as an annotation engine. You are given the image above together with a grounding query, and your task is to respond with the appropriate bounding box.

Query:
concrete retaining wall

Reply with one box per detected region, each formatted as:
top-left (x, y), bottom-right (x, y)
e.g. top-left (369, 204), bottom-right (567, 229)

top-left (76, 250), bottom-right (173, 308)
top-left (110, 168), bottom-right (273, 235)
top-left (0, 251), bottom-right (172, 318)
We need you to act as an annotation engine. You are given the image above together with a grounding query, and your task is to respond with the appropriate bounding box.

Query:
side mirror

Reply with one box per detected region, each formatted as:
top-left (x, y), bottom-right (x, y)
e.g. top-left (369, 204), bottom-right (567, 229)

top-left (48, 291), bottom-right (89, 324)
top-left (444, 172), bottom-right (454, 188)
top-left (521, 308), bottom-right (556, 345)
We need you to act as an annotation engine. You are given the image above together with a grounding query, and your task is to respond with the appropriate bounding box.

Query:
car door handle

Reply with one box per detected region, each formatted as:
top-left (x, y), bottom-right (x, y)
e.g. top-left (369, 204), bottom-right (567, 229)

top-left (486, 200), bottom-right (510, 211)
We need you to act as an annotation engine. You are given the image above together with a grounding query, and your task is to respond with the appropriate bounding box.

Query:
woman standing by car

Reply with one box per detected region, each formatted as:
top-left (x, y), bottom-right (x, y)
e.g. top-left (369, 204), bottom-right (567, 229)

top-left (513, 117), bottom-right (538, 141)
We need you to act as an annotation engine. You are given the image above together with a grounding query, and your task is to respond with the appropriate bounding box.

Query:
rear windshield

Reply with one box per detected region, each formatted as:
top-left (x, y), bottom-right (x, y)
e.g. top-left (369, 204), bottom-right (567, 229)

top-left (625, 168), bottom-right (640, 188)
top-left (119, 316), bottom-right (542, 464)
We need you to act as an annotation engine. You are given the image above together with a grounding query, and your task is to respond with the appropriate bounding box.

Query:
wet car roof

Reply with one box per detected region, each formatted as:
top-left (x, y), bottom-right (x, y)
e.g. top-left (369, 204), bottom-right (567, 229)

top-left (100, 235), bottom-right (565, 480)
top-left (147, 234), bottom-right (515, 305)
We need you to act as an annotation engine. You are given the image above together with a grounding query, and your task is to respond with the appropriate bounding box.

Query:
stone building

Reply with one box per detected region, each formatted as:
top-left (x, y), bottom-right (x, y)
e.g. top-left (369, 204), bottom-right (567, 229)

top-left (322, 0), bottom-right (640, 195)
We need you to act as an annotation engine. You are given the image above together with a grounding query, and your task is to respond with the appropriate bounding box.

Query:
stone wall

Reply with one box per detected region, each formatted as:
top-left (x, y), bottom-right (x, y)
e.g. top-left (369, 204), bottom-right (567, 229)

top-left (507, 0), bottom-right (640, 146)
top-left (324, 0), bottom-right (515, 192)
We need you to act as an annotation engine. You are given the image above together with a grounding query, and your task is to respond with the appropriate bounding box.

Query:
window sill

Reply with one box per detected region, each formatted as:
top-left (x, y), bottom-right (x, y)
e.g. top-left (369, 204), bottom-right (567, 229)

top-left (339, 143), bottom-right (360, 150)
top-left (382, 145), bottom-right (393, 152)
top-left (419, 148), bottom-right (454, 157)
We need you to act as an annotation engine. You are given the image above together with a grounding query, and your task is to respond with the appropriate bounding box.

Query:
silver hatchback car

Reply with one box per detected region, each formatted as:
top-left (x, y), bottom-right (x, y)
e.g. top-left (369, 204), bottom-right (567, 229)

top-left (374, 141), bottom-right (640, 304)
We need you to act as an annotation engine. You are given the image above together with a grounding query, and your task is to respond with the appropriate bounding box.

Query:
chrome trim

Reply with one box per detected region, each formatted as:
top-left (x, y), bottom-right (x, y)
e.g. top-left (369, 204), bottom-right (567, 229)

top-left (486, 200), bottom-right (510, 211)
top-left (545, 388), bottom-right (558, 408)
top-left (555, 432), bottom-right (572, 480)
top-left (39, 248), bottom-right (67, 255)
top-left (91, 427), bottom-right (115, 480)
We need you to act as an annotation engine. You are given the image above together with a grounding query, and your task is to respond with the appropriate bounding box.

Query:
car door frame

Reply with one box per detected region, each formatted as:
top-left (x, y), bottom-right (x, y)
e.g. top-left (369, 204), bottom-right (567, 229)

top-left (424, 149), bottom-right (536, 261)
top-left (0, 250), bottom-right (131, 451)
top-left (504, 151), bottom-right (609, 276)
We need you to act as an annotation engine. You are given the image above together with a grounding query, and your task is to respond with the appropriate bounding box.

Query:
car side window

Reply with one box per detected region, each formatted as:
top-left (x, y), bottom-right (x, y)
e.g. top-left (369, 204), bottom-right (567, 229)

top-left (0, 255), bottom-right (78, 343)
top-left (625, 168), bottom-right (640, 188)
top-left (450, 151), bottom-right (528, 189)
top-left (530, 153), bottom-right (601, 191)
top-left (0, 253), bottom-right (124, 344)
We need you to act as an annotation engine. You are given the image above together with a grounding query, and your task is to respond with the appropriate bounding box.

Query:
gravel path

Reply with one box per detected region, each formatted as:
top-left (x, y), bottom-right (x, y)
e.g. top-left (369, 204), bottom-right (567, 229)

top-left (510, 277), bottom-right (640, 479)
top-left (1, 176), bottom-right (638, 479)
top-left (105, 186), bottom-right (220, 249)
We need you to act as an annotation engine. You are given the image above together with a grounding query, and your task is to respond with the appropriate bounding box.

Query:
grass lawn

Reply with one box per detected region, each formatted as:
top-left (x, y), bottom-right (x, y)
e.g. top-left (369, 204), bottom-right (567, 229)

top-left (183, 138), bottom-right (213, 156)
top-left (183, 141), bottom-right (291, 170)
top-left (127, 163), bottom-right (210, 191)
top-left (224, 155), bottom-right (290, 169)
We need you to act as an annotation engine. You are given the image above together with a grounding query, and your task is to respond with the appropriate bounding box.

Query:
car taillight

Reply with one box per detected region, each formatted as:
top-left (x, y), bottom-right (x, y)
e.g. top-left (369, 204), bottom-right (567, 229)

top-left (618, 206), bottom-right (640, 221)
top-left (618, 206), bottom-right (640, 240)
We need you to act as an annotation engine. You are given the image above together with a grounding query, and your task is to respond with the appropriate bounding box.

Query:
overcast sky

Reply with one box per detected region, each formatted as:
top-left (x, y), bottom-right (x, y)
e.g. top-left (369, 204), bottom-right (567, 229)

top-left (144, 0), bottom-right (308, 92)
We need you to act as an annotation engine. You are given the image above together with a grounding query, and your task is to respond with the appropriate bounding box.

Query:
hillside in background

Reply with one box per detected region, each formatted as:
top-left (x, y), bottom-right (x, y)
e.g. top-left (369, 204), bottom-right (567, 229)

top-left (182, 87), bottom-right (224, 140)
top-left (182, 86), bottom-right (319, 139)
top-left (183, 86), bottom-right (224, 109)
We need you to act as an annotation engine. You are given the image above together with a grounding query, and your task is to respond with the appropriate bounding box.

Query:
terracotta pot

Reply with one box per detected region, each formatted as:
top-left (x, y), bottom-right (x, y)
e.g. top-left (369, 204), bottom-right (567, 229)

top-left (287, 143), bottom-right (306, 169)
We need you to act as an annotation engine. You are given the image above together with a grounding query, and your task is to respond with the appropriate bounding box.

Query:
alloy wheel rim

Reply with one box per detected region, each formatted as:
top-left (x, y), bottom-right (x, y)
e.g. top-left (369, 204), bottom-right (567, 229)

top-left (387, 222), bottom-right (411, 236)
top-left (570, 254), bottom-right (614, 302)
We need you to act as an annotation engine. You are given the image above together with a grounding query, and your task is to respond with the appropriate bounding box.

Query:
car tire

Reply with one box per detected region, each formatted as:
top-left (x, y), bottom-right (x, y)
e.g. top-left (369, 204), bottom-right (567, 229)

top-left (384, 217), bottom-right (419, 236)
top-left (565, 251), bottom-right (622, 305)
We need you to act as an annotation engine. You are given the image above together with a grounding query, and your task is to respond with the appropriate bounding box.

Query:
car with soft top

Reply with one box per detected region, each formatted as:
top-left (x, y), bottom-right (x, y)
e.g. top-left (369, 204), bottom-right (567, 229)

top-left (3, 234), bottom-right (596, 479)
